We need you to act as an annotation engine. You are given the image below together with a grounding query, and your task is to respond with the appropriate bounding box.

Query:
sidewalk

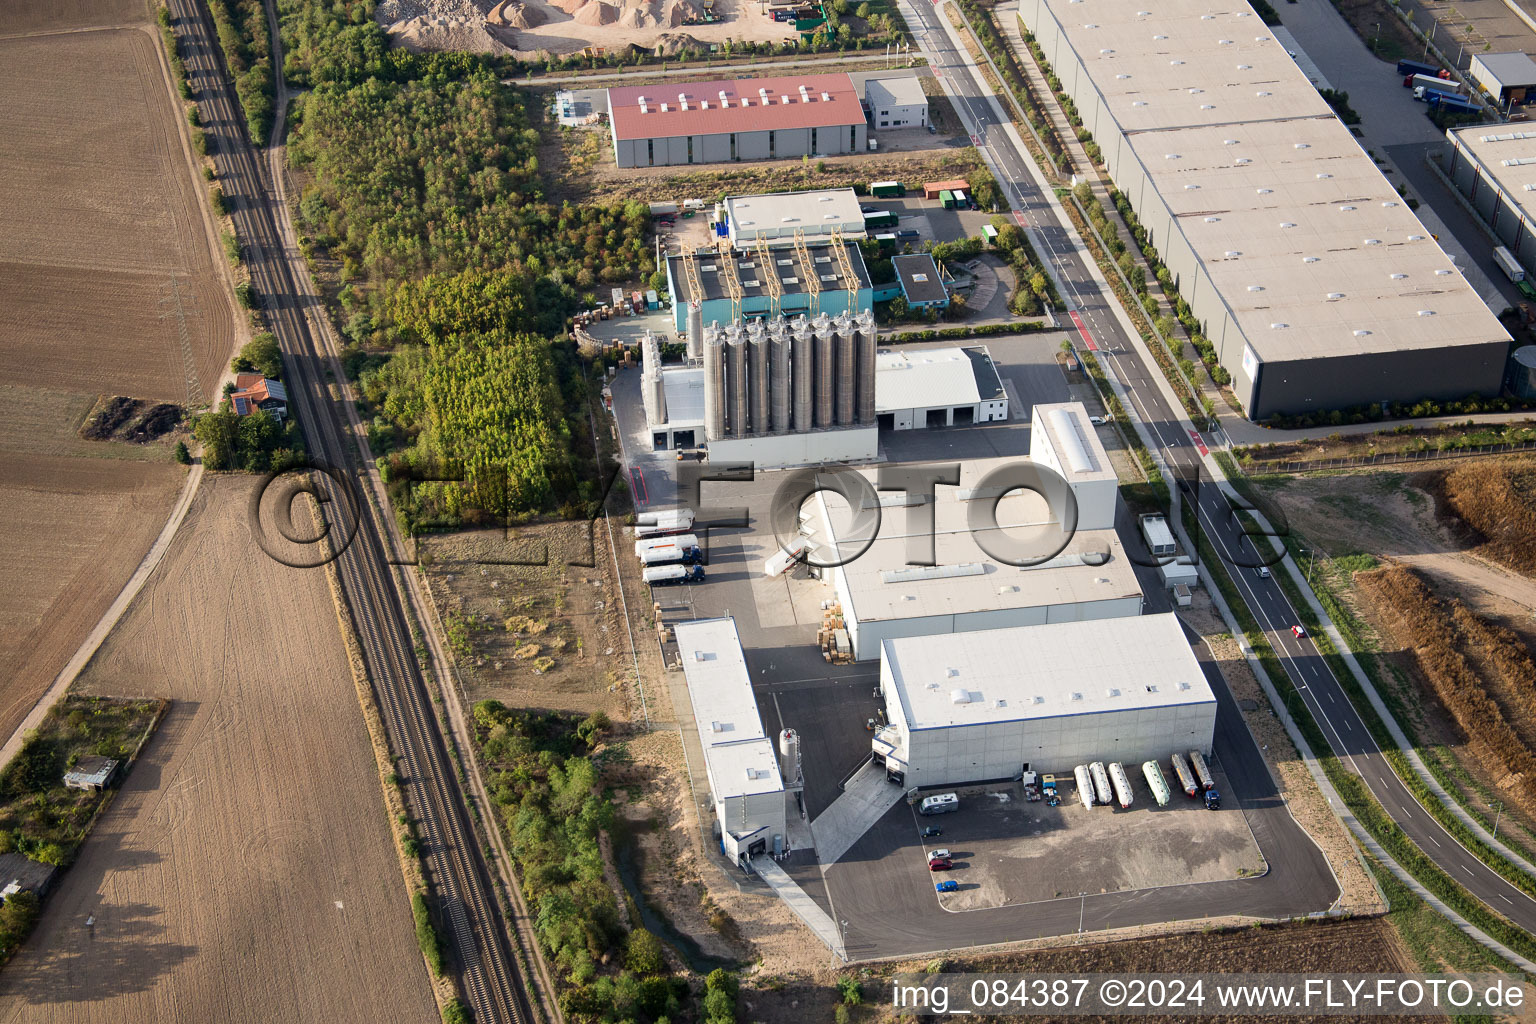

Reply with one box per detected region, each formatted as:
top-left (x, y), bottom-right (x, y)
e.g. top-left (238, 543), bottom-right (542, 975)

top-left (751, 856), bottom-right (846, 958)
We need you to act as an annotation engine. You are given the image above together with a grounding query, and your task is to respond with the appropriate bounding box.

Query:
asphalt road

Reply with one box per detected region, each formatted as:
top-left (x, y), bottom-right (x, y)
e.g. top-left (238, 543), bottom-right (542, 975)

top-left (166, 4), bottom-right (532, 1022)
top-left (902, 0), bottom-right (1536, 939)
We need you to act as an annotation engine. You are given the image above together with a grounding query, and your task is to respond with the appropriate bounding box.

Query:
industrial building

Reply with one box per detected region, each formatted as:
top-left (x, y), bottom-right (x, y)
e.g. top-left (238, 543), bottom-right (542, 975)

top-left (891, 253), bottom-right (950, 311)
top-left (804, 416), bottom-right (1141, 661)
top-left (1469, 52), bottom-right (1536, 105)
top-left (1446, 126), bottom-right (1536, 283)
top-left (640, 309), bottom-right (880, 466)
top-left (607, 73), bottom-right (867, 168)
top-left (665, 237), bottom-right (872, 333)
top-left (871, 613), bottom-right (1217, 788)
top-left (1028, 402), bottom-right (1118, 531)
top-left (1020, 0), bottom-right (1511, 419)
top-left (723, 189), bottom-right (866, 248)
top-left (875, 346), bottom-right (1008, 429)
top-left (674, 617), bottom-right (790, 865)
top-left (865, 75), bottom-right (929, 129)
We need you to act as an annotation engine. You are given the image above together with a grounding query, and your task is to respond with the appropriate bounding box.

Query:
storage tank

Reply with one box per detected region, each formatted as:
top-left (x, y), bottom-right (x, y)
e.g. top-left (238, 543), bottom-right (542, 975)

top-left (1511, 345), bottom-right (1536, 401)
top-left (1108, 762), bottom-right (1134, 809)
top-left (779, 728), bottom-right (801, 786)
top-left (812, 313), bottom-right (835, 428)
top-left (686, 300), bottom-right (704, 361)
top-left (702, 324), bottom-right (725, 441)
top-left (748, 319), bottom-right (769, 435)
top-left (855, 309), bottom-right (877, 425)
top-left (639, 330), bottom-right (667, 425)
top-left (1189, 750), bottom-right (1214, 791)
top-left (1073, 764), bottom-right (1094, 810)
top-left (1142, 761), bottom-right (1171, 807)
top-left (769, 319), bottom-right (792, 432)
top-left (832, 312), bottom-right (855, 426)
top-left (791, 316), bottom-right (814, 431)
top-left (1089, 761), bottom-right (1113, 807)
top-left (726, 325), bottom-right (748, 437)
top-left (1170, 752), bottom-right (1198, 798)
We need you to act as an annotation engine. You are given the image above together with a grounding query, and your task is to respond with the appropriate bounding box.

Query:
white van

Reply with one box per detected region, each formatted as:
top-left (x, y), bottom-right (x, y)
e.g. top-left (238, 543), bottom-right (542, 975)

top-left (918, 793), bottom-right (960, 815)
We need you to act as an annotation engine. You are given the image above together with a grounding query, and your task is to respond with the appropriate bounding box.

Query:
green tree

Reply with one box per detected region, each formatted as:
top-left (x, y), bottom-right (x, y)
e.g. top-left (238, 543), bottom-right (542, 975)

top-left (442, 998), bottom-right (471, 1024)
top-left (889, 295), bottom-right (909, 319)
top-left (838, 975), bottom-right (863, 1004)
top-left (238, 410), bottom-right (282, 471)
top-left (173, 441), bottom-right (192, 465)
top-left (193, 411), bottom-right (241, 470)
top-left (234, 332), bottom-right (283, 378)
top-left (0, 890), bottom-right (38, 956)
top-left (624, 927), bottom-right (665, 974)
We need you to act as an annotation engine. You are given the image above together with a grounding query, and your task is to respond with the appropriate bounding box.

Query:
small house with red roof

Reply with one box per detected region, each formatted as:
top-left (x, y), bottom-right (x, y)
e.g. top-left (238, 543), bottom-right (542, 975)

top-left (230, 373), bottom-right (288, 420)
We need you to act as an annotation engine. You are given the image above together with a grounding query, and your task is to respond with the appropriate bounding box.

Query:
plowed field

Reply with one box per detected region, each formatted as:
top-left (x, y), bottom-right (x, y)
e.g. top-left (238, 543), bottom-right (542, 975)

top-left (0, 477), bottom-right (438, 1024)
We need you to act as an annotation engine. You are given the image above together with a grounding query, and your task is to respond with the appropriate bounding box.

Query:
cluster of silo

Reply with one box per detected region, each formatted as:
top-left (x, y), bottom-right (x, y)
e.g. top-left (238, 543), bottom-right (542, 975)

top-left (640, 329), bottom-right (667, 425)
top-left (686, 300), bottom-right (704, 362)
top-left (699, 313), bottom-right (877, 440)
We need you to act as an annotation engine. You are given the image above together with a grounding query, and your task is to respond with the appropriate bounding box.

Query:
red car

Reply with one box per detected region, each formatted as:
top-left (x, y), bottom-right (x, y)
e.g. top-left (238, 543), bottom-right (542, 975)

top-left (1292, 625), bottom-right (1307, 639)
top-left (928, 857), bottom-right (953, 872)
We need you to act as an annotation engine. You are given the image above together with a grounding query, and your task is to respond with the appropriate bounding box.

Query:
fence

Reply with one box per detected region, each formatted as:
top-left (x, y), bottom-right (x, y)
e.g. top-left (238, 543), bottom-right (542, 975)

top-left (1250, 438), bottom-right (1536, 474)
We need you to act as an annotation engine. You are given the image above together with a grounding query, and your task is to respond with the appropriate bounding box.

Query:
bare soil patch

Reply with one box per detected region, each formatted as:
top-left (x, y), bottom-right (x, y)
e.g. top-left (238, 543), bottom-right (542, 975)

top-left (0, 454), bottom-right (184, 747)
top-left (79, 397), bottom-right (184, 444)
top-left (1424, 456), bottom-right (1536, 577)
top-left (0, 27), bottom-right (233, 412)
top-left (0, 0), bottom-right (150, 35)
top-left (0, 477), bottom-right (439, 1024)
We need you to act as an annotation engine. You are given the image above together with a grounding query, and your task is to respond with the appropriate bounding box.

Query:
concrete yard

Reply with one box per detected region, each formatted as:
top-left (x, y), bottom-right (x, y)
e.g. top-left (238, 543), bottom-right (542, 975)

top-left (926, 762), bottom-right (1263, 912)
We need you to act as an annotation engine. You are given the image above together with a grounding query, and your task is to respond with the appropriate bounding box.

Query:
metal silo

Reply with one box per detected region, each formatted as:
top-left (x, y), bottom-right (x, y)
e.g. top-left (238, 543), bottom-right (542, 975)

top-left (1512, 345), bottom-right (1536, 400)
top-left (791, 315), bottom-right (814, 432)
top-left (640, 330), bottom-right (667, 426)
top-left (855, 309), bottom-right (878, 425)
top-left (748, 319), bottom-right (769, 436)
top-left (769, 318), bottom-right (792, 432)
top-left (686, 300), bottom-right (704, 361)
top-left (702, 322), bottom-right (725, 441)
top-left (726, 324), bottom-right (748, 437)
top-left (833, 311), bottom-right (855, 426)
top-left (812, 313), bottom-right (835, 428)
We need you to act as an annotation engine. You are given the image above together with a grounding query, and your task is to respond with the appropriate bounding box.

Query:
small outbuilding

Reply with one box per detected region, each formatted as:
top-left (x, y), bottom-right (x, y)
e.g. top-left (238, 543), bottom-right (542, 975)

top-left (63, 756), bottom-right (119, 792)
top-left (865, 75), bottom-right (929, 129)
top-left (891, 253), bottom-right (949, 310)
top-left (0, 853), bottom-right (56, 903)
top-left (875, 346), bottom-right (1007, 429)
top-left (1469, 52), bottom-right (1536, 104)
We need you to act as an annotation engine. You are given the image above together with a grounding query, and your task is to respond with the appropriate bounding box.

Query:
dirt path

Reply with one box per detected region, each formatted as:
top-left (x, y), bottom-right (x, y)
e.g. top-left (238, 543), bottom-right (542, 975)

top-left (0, 477), bottom-right (439, 1024)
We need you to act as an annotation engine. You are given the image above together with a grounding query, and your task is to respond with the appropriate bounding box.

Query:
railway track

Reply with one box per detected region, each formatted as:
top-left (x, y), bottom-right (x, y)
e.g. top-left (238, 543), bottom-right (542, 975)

top-left (161, 3), bottom-right (534, 1021)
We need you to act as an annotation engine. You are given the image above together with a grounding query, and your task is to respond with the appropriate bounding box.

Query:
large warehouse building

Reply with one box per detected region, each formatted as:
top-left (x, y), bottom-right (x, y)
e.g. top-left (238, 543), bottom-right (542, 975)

top-left (871, 613), bottom-right (1216, 788)
top-left (665, 238), bottom-right (872, 333)
top-left (1446, 126), bottom-right (1536, 282)
top-left (875, 346), bottom-right (1008, 429)
top-left (805, 413), bottom-right (1143, 660)
top-left (607, 73), bottom-right (867, 168)
top-left (675, 618), bottom-right (789, 866)
top-left (1020, 0), bottom-right (1511, 419)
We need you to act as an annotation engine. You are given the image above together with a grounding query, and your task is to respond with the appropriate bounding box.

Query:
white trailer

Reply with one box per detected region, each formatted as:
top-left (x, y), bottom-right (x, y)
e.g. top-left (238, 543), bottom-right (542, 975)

top-left (1494, 246), bottom-right (1526, 283)
top-left (1170, 752), bottom-right (1199, 797)
top-left (1089, 761), bottom-right (1113, 807)
top-left (763, 537), bottom-right (810, 577)
top-left (1142, 761), bottom-right (1171, 806)
top-left (640, 543), bottom-right (700, 566)
top-left (643, 564), bottom-right (704, 585)
top-left (1189, 750), bottom-right (1215, 791)
top-left (634, 508), bottom-right (695, 537)
top-left (1139, 514), bottom-right (1176, 557)
top-left (1108, 761), bottom-right (1134, 809)
top-left (635, 533), bottom-right (699, 559)
top-left (1074, 764), bottom-right (1095, 810)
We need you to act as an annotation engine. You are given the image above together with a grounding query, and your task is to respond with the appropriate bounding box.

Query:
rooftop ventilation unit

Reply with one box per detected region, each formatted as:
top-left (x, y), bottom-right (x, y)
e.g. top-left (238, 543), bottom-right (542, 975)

top-left (1235, 157), bottom-right (1252, 165)
top-left (1382, 200), bottom-right (1398, 207)
top-left (1279, 220), bottom-right (1295, 227)
top-left (1257, 90), bottom-right (1272, 96)
top-left (1185, 184), bottom-right (1201, 190)
top-left (822, 91), bottom-right (831, 101)
top-left (1247, 284), bottom-right (1264, 292)
top-left (710, 720), bottom-right (722, 732)
top-left (1116, 73), bottom-right (1130, 79)
top-left (1354, 329), bottom-right (1372, 336)
top-left (1204, 216), bottom-right (1220, 223)
top-left (1226, 250), bottom-right (1241, 257)
top-left (1390, 272), bottom-right (1407, 279)
top-left (1047, 407), bottom-right (1095, 473)
top-left (1106, 687), bottom-right (1121, 697)
top-left (1303, 256), bottom-right (1319, 263)
top-left (1435, 269), bottom-right (1453, 275)
top-left (1201, 104), bottom-right (1215, 109)
top-left (1171, 59), bottom-right (1186, 65)
top-left (1364, 238), bottom-right (1381, 245)
top-left (1178, 681), bottom-right (1192, 691)
top-left (1033, 695), bottom-right (1046, 705)
top-left (660, 103), bottom-right (669, 112)
top-left (881, 563), bottom-right (986, 584)
top-left (1271, 322), bottom-right (1289, 329)
top-left (1317, 173), bottom-right (1333, 179)
top-left (1327, 291), bottom-right (1344, 299)
top-left (1408, 234), bottom-right (1425, 241)
top-left (1071, 692), bottom-right (1084, 702)
top-left (1418, 309), bottom-right (1436, 316)
top-left (951, 689), bottom-right (971, 705)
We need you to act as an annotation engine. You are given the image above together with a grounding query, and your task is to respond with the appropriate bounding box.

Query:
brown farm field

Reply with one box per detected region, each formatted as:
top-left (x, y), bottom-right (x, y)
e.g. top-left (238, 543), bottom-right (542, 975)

top-left (0, 477), bottom-right (439, 1024)
top-left (0, 22), bottom-right (233, 411)
top-left (0, 454), bottom-right (184, 747)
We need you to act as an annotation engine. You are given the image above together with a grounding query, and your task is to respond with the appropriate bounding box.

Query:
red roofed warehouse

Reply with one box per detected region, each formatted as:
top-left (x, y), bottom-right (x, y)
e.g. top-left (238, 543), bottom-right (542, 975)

top-left (607, 73), bottom-right (867, 168)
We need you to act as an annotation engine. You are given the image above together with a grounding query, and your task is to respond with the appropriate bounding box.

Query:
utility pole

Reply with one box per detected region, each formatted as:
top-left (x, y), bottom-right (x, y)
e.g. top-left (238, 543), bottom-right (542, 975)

top-left (1493, 801), bottom-right (1504, 840)
top-left (1373, 23), bottom-right (1381, 56)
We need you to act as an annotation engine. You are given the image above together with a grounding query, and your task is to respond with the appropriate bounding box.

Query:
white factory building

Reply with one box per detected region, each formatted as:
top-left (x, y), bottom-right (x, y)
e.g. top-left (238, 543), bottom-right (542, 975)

top-left (674, 618), bottom-right (789, 866)
top-left (1028, 401), bottom-right (1119, 531)
top-left (875, 346), bottom-right (1008, 429)
top-left (871, 613), bottom-right (1217, 788)
top-left (865, 75), bottom-right (929, 130)
top-left (804, 406), bottom-right (1143, 661)
top-left (723, 188), bottom-right (866, 248)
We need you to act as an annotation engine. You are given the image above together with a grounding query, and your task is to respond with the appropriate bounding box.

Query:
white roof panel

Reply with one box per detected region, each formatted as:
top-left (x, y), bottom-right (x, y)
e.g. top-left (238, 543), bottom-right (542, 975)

top-left (674, 618), bottom-right (784, 799)
top-left (876, 347), bottom-right (982, 411)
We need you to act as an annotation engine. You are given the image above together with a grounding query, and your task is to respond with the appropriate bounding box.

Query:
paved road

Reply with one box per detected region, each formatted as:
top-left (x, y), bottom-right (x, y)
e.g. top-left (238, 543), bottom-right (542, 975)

top-left (168, 4), bottom-right (532, 1022)
top-left (900, 0), bottom-right (1536, 940)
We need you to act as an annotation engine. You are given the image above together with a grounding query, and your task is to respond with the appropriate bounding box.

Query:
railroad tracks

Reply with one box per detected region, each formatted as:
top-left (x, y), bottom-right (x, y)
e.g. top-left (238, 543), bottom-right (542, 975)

top-left (162, 3), bottom-right (534, 1021)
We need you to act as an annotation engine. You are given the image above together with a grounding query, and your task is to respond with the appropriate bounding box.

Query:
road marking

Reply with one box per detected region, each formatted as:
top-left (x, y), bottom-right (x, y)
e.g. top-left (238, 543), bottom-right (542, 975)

top-left (1188, 429), bottom-right (1209, 456)
top-left (1463, 864), bottom-right (1475, 876)
top-left (1428, 833), bottom-right (1442, 848)
top-left (1328, 693), bottom-right (1336, 705)
top-left (971, 134), bottom-right (982, 146)
top-left (1068, 310), bottom-right (1098, 351)
top-left (1502, 894), bottom-right (1514, 903)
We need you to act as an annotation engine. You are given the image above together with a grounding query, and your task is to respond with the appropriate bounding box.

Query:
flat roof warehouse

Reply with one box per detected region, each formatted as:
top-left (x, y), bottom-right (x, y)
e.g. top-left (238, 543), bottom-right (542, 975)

top-left (675, 618), bottom-right (784, 800)
top-left (607, 73), bottom-right (863, 142)
top-left (1026, 0), bottom-right (1507, 374)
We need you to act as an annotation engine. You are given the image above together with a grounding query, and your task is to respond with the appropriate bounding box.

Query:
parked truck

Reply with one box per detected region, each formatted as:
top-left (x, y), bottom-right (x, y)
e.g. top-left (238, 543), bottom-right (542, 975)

top-left (1074, 764), bottom-right (1095, 810)
top-left (643, 564), bottom-right (704, 585)
top-left (919, 792), bottom-right (960, 815)
top-left (1495, 245), bottom-right (1526, 284)
top-left (1107, 762), bottom-right (1134, 809)
top-left (1142, 760), bottom-right (1171, 806)
top-left (635, 533), bottom-right (699, 559)
top-left (863, 210), bottom-right (899, 230)
top-left (1411, 74), bottom-right (1462, 99)
top-left (1204, 788), bottom-right (1222, 810)
top-left (1427, 92), bottom-right (1481, 116)
top-left (1139, 514), bottom-right (1176, 557)
top-left (1089, 761), bottom-right (1113, 807)
top-left (634, 507), bottom-right (695, 537)
top-left (639, 543), bottom-right (702, 566)
top-left (1397, 58), bottom-right (1441, 78)
top-left (1189, 750), bottom-right (1215, 792)
top-left (1170, 752), bottom-right (1199, 798)
top-left (870, 180), bottom-right (906, 198)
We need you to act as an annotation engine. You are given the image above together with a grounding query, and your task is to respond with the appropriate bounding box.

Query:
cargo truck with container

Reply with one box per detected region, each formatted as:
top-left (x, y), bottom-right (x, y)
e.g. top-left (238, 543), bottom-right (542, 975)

top-left (1142, 761), bottom-right (1171, 806)
top-left (1397, 58), bottom-right (1441, 78)
top-left (864, 210), bottom-right (899, 231)
top-left (1089, 761), bottom-right (1114, 807)
top-left (870, 180), bottom-right (906, 198)
top-left (1427, 92), bottom-right (1481, 116)
top-left (1170, 752), bottom-right (1199, 797)
top-left (1495, 246), bottom-right (1526, 283)
top-left (634, 507), bottom-right (695, 538)
top-left (1139, 514), bottom-right (1176, 558)
top-left (1189, 750), bottom-right (1214, 791)
top-left (640, 542), bottom-right (702, 566)
top-left (643, 564), bottom-right (704, 586)
top-left (1074, 764), bottom-right (1095, 810)
top-left (1107, 762), bottom-right (1134, 809)
top-left (1411, 74), bottom-right (1462, 99)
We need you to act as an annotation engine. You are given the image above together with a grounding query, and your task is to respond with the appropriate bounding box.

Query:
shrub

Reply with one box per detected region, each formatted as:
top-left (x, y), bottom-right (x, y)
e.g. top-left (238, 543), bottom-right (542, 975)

top-left (173, 441), bottom-right (192, 465)
top-left (838, 975), bottom-right (863, 1004)
top-left (413, 891), bottom-right (445, 976)
top-left (624, 927), bottom-right (665, 974)
top-left (233, 332), bottom-right (283, 379)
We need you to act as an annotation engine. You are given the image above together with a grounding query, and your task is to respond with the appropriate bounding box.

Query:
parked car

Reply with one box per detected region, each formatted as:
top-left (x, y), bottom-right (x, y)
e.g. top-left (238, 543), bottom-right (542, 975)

top-left (928, 857), bottom-right (953, 872)
top-left (935, 879), bottom-right (959, 893)
top-left (861, 204), bottom-right (879, 214)
top-left (928, 848), bottom-right (951, 861)
top-left (928, 124), bottom-right (938, 134)
top-left (1291, 624), bottom-right (1307, 638)
top-left (1088, 415), bottom-right (1109, 425)
top-left (921, 825), bottom-right (943, 838)
top-left (1255, 566), bottom-right (1271, 578)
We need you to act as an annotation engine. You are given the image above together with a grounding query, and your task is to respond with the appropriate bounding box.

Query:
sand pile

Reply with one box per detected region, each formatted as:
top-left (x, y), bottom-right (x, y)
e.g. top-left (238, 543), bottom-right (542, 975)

top-left (487, 0), bottom-right (544, 27)
top-left (573, 0), bottom-right (619, 24)
top-left (549, 0), bottom-right (588, 13)
top-left (390, 14), bottom-right (509, 52)
top-left (651, 30), bottom-right (705, 55)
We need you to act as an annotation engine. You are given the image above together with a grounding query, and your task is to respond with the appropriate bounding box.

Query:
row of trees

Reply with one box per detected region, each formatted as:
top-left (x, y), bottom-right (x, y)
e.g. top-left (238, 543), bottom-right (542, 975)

top-left (206, 0), bottom-right (275, 141)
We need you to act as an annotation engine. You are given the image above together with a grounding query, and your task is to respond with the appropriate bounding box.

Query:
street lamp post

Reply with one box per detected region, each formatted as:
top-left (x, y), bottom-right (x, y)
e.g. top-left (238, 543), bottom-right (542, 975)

top-left (1493, 802), bottom-right (1504, 840)
top-left (1373, 23), bottom-right (1381, 56)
